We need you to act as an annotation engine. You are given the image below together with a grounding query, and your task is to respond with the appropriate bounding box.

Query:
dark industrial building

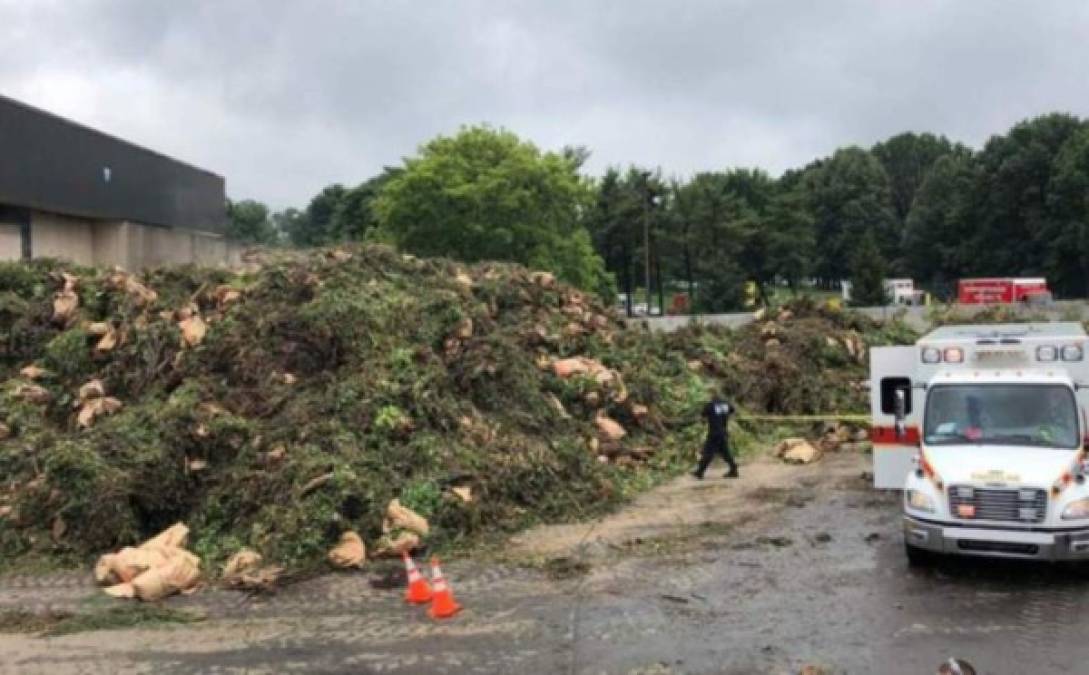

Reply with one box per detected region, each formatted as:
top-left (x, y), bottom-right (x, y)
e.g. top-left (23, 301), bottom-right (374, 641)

top-left (0, 94), bottom-right (237, 268)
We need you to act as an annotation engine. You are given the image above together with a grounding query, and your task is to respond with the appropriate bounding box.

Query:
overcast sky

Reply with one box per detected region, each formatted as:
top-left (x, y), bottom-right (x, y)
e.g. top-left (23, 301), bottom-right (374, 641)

top-left (2, 1), bottom-right (1088, 209)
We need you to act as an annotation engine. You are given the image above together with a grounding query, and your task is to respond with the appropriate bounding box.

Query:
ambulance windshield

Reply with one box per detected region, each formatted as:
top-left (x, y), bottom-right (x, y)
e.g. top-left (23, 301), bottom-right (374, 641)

top-left (924, 384), bottom-right (1079, 449)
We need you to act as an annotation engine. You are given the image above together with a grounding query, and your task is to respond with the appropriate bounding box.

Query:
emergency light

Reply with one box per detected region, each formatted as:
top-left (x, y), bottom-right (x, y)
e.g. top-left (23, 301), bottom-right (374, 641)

top-left (1035, 345), bottom-right (1083, 362)
top-left (943, 347), bottom-right (964, 363)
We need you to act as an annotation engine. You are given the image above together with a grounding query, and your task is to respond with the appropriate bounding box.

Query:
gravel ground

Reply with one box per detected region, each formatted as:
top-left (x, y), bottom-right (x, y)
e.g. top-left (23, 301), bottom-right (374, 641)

top-left (3, 450), bottom-right (1089, 674)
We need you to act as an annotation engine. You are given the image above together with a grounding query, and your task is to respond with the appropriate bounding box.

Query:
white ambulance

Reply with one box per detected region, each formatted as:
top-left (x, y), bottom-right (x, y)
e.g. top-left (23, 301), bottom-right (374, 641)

top-left (871, 323), bottom-right (1089, 564)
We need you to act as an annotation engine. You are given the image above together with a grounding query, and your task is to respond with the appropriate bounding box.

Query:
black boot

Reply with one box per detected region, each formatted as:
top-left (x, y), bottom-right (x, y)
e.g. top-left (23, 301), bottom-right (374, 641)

top-left (691, 470), bottom-right (704, 480)
top-left (724, 466), bottom-right (739, 479)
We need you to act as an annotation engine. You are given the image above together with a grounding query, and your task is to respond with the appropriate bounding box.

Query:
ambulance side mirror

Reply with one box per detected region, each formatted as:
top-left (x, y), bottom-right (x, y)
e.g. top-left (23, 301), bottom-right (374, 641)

top-left (894, 389), bottom-right (907, 439)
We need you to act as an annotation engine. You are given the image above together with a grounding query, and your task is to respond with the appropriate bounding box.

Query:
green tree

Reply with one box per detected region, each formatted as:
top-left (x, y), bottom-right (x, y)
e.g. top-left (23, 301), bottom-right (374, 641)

top-left (761, 185), bottom-right (816, 293)
top-left (800, 148), bottom-right (899, 285)
top-left (586, 167), bottom-right (658, 314)
top-left (673, 172), bottom-right (749, 312)
top-left (872, 132), bottom-right (962, 224)
top-left (967, 113), bottom-right (1084, 284)
top-left (284, 184), bottom-right (349, 247)
top-left (1045, 125), bottom-right (1089, 296)
top-left (847, 229), bottom-right (888, 306)
top-left (902, 153), bottom-right (978, 295)
top-left (272, 208), bottom-right (307, 244)
top-left (225, 198), bottom-right (279, 245)
top-left (329, 168), bottom-right (403, 242)
top-left (375, 125), bottom-right (612, 297)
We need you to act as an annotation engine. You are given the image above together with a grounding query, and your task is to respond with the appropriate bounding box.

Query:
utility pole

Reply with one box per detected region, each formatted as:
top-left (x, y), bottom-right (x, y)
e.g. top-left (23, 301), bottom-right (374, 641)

top-left (641, 171), bottom-right (652, 316)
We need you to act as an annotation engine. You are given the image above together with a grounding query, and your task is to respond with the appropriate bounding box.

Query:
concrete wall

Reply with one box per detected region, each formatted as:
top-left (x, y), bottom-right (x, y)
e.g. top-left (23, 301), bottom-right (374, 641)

top-left (90, 219), bottom-right (241, 270)
top-left (31, 211), bottom-right (94, 264)
top-left (0, 207), bottom-right (242, 270)
top-left (0, 223), bottom-right (20, 261)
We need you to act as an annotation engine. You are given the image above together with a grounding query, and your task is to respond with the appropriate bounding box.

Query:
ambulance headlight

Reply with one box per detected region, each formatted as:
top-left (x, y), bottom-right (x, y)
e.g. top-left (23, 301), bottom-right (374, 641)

top-left (1037, 345), bottom-right (1058, 362)
top-left (906, 489), bottom-right (936, 513)
top-left (921, 347), bottom-right (941, 364)
top-left (1062, 498), bottom-right (1089, 520)
top-left (943, 347), bottom-right (964, 364)
top-left (1062, 345), bottom-right (1083, 362)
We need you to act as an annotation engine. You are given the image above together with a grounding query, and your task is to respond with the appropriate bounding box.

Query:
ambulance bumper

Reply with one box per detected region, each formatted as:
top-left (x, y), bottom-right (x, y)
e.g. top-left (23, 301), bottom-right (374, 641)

top-left (903, 515), bottom-right (1089, 561)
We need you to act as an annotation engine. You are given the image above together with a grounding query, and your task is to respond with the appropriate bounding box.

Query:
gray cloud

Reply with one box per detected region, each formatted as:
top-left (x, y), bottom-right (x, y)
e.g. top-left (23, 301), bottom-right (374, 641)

top-left (2, 0), bottom-right (1087, 208)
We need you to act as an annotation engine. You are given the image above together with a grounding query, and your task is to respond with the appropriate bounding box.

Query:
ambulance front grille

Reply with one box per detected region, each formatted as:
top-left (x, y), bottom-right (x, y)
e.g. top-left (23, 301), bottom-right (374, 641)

top-left (947, 485), bottom-right (1047, 524)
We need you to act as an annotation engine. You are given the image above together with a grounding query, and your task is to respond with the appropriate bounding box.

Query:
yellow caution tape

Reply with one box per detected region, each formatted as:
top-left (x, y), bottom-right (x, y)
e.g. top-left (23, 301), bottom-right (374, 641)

top-left (736, 414), bottom-right (871, 424)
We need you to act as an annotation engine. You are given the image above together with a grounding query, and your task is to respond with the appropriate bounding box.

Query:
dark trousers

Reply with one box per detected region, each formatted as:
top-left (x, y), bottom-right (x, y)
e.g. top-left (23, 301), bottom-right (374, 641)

top-left (695, 435), bottom-right (736, 477)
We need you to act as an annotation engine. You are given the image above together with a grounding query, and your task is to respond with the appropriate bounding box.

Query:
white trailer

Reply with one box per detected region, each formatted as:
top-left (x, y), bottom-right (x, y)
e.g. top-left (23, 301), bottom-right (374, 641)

top-left (870, 323), bottom-right (1089, 563)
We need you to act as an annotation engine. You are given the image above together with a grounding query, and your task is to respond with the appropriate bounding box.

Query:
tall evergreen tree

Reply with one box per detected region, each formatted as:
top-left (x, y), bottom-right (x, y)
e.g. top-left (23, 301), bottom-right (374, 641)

top-left (847, 229), bottom-right (889, 306)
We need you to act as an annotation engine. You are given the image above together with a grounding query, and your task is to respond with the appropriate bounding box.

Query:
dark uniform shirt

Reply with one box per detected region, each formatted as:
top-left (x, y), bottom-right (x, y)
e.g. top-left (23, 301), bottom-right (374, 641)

top-left (703, 398), bottom-right (733, 439)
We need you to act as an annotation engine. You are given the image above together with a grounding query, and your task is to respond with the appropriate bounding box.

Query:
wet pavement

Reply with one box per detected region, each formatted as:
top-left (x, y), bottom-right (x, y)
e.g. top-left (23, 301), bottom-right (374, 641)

top-left (4, 452), bottom-right (1089, 674)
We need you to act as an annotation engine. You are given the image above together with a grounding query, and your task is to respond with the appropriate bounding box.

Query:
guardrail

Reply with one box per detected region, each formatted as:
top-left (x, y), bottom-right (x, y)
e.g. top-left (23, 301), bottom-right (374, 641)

top-left (624, 300), bottom-right (1089, 333)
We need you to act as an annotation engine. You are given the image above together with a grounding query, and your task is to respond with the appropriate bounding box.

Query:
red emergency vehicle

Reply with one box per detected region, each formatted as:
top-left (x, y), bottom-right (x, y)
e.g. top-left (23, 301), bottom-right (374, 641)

top-left (957, 278), bottom-right (1049, 304)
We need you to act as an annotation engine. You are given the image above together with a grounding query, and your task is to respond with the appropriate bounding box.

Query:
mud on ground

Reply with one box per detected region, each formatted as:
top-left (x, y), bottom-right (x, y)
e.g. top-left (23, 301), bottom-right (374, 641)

top-left (4, 447), bottom-right (1089, 674)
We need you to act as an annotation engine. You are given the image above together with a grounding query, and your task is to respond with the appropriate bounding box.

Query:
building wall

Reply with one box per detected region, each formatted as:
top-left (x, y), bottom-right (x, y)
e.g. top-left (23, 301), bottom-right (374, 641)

top-left (0, 95), bottom-right (226, 233)
top-left (31, 211), bottom-right (94, 264)
top-left (0, 208), bottom-right (243, 270)
top-left (90, 219), bottom-right (241, 270)
top-left (0, 223), bottom-right (20, 261)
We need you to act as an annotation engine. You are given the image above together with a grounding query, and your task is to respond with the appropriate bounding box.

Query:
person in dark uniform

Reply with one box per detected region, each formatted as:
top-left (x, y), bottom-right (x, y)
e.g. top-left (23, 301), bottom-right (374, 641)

top-left (692, 390), bottom-right (739, 479)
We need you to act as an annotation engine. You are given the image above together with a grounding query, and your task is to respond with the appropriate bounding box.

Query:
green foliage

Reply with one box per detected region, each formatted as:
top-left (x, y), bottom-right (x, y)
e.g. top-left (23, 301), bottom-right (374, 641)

top-left (902, 154), bottom-right (978, 297)
top-left (45, 605), bottom-right (202, 636)
top-left (374, 125), bottom-right (610, 297)
top-left (275, 112), bottom-right (1089, 309)
top-left (400, 480), bottom-right (443, 518)
top-left (871, 132), bottom-right (964, 224)
top-left (284, 185), bottom-right (349, 247)
top-left (332, 168), bottom-right (402, 242)
top-left (906, 113), bottom-right (1089, 298)
top-left (0, 248), bottom-right (917, 573)
top-left (802, 147), bottom-right (899, 283)
top-left (586, 167), bottom-right (666, 312)
top-left (226, 198), bottom-right (279, 245)
top-left (847, 230), bottom-right (889, 307)
top-left (42, 328), bottom-right (93, 381)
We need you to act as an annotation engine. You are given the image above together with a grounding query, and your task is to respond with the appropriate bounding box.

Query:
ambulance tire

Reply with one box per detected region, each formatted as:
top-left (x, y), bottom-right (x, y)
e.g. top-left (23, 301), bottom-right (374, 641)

top-left (905, 543), bottom-right (932, 567)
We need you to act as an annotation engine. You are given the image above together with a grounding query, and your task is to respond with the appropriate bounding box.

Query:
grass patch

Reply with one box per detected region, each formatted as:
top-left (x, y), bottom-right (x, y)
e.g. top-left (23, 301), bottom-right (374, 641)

top-left (542, 556), bottom-right (591, 580)
top-left (0, 610), bottom-right (72, 634)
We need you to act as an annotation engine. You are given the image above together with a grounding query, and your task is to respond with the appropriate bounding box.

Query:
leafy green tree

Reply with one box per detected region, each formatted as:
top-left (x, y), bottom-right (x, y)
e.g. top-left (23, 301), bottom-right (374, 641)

top-left (284, 184), bottom-right (348, 247)
top-left (761, 185), bottom-right (816, 293)
top-left (800, 148), bottom-right (899, 285)
top-left (673, 172), bottom-right (749, 312)
top-left (659, 168), bottom-right (816, 312)
top-left (329, 168), bottom-right (402, 242)
top-left (967, 113), bottom-right (1084, 282)
top-left (1044, 126), bottom-right (1089, 296)
top-left (586, 167), bottom-right (661, 314)
top-left (375, 126), bottom-right (612, 297)
top-left (225, 198), bottom-right (279, 245)
top-left (902, 153), bottom-right (978, 295)
top-left (872, 132), bottom-right (963, 224)
top-left (722, 169), bottom-right (785, 305)
top-left (847, 229), bottom-right (889, 306)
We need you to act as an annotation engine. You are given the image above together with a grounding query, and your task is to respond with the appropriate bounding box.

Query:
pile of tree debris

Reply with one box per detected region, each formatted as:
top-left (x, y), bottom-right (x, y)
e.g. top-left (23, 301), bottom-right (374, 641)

top-left (0, 248), bottom-right (914, 573)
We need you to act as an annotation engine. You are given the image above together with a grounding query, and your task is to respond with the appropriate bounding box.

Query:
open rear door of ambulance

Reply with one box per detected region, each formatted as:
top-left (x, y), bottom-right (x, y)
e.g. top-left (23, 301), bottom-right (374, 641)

top-left (870, 346), bottom-right (920, 489)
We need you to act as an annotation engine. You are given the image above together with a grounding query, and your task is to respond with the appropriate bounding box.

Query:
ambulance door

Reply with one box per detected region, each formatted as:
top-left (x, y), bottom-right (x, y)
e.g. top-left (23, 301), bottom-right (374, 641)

top-left (870, 346), bottom-right (920, 489)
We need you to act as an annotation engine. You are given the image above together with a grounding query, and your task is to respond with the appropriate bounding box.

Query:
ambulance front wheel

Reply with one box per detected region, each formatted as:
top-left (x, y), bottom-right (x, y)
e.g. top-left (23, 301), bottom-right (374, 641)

top-left (905, 543), bottom-right (933, 567)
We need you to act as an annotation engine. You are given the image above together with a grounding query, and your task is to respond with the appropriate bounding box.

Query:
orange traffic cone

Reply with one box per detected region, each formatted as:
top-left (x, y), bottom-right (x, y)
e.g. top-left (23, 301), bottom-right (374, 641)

top-left (403, 551), bottom-right (432, 605)
top-left (427, 556), bottom-right (462, 619)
